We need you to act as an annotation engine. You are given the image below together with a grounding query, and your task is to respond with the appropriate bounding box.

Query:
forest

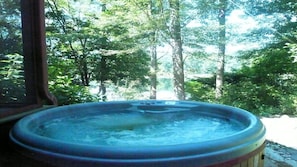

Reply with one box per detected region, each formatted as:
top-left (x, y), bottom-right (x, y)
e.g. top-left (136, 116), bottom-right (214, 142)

top-left (1, 0), bottom-right (297, 116)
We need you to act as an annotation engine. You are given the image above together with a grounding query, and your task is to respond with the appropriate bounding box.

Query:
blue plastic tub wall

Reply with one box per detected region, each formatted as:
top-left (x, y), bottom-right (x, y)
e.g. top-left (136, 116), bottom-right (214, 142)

top-left (10, 100), bottom-right (266, 167)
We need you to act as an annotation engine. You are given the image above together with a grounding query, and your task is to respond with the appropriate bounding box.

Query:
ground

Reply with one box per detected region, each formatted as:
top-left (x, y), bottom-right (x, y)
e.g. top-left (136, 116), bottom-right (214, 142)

top-left (261, 115), bottom-right (297, 167)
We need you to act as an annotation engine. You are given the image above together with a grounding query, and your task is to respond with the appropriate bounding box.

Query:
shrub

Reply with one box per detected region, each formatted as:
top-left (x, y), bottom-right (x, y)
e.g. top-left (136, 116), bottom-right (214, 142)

top-left (185, 80), bottom-right (215, 102)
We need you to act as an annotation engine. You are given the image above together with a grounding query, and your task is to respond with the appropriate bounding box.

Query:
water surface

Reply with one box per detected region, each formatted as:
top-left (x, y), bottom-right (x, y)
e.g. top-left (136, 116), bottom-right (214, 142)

top-left (34, 110), bottom-right (245, 146)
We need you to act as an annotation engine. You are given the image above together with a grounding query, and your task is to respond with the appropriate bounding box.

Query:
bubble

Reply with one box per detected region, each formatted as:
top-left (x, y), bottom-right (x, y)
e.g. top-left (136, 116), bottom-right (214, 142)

top-left (34, 110), bottom-right (245, 146)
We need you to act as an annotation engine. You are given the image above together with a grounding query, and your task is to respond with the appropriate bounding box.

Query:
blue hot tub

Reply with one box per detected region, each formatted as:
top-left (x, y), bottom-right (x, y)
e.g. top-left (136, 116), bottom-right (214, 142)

top-left (10, 100), bottom-right (265, 167)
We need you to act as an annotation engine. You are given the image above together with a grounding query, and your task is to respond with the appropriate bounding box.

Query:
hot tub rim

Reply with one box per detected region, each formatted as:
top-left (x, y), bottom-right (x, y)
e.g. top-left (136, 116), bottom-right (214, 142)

top-left (9, 100), bottom-right (265, 160)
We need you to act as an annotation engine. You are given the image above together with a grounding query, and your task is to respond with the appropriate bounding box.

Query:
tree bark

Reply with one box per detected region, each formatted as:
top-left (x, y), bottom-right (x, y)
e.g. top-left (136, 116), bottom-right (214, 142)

top-left (149, 33), bottom-right (158, 99)
top-left (215, 0), bottom-right (226, 99)
top-left (169, 0), bottom-right (185, 100)
top-left (149, 0), bottom-right (158, 99)
top-left (98, 3), bottom-right (107, 101)
top-left (98, 56), bottom-right (107, 101)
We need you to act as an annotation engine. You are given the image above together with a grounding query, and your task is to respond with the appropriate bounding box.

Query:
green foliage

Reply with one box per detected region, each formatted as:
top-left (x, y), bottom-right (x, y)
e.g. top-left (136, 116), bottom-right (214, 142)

top-left (48, 75), bottom-right (96, 105)
top-left (115, 80), bottom-right (149, 100)
top-left (0, 0), bottom-right (22, 55)
top-left (286, 32), bottom-right (297, 62)
top-left (48, 58), bottom-right (97, 105)
top-left (45, 0), bottom-right (150, 104)
top-left (158, 78), bottom-right (173, 91)
top-left (222, 81), bottom-right (297, 116)
top-left (0, 54), bottom-right (25, 103)
top-left (185, 80), bottom-right (215, 102)
top-left (43, 0), bottom-right (297, 110)
top-left (186, 46), bottom-right (297, 116)
top-left (0, 1), bottom-right (25, 104)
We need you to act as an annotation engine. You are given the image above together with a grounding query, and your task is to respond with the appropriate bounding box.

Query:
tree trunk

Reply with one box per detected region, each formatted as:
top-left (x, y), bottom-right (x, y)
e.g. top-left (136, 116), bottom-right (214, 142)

top-left (215, 0), bottom-right (226, 99)
top-left (98, 81), bottom-right (107, 101)
top-left (98, 56), bottom-right (107, 101)
top-left (82, 60), bottom-right (90, 86)
top-left (169, 0), bottom-right (185, 100)
top-left (149, 0), bottom-right (158, 99)
top-left (98, 3), bottom-right (107, 101)
top-left (149, 34), bottom-right (158, 99)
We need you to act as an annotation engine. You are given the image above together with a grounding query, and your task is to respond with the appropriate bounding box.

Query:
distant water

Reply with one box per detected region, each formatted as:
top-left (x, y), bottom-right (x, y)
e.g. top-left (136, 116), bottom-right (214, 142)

top-left (34, 111), bottom-right (245, 146)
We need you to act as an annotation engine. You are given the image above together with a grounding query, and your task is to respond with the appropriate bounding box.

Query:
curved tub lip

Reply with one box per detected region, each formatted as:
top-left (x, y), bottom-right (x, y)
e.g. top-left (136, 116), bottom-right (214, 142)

top-left (10, 100), bottom-right (266, 165)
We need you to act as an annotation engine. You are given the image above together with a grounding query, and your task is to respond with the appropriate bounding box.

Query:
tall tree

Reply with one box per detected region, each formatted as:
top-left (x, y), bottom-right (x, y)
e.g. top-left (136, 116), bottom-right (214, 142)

top-left (149, 32), bottom-right (158, 99)
top-left (46, 0), bottom-right (99, 86)
top-left (148, 0), bottom-right (158, 99)
top-left (0, 0), bottom-right (25, 103)
top-left (145, 0), bottom-right (167, 99)
top-left (46, 0), bottom-right (150, 102)
top-left (215, 0), bottom-right (227, 99)
top-left (100, 0), bottom-right (168, 99)
top-left (185, 0), bottom-right (244, 100)
top-left (168, 0), bottom-right (185, 100)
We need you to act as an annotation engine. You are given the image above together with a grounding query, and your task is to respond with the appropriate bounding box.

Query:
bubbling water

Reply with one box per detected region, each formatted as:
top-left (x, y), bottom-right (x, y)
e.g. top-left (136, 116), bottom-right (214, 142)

top-left (34, 110), bottom-right (245, 146)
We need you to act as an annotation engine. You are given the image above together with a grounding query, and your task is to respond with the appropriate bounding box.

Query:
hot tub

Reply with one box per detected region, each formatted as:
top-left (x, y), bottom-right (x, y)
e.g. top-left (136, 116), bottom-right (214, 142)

top-left (10, 100), bottom-right (265, 167)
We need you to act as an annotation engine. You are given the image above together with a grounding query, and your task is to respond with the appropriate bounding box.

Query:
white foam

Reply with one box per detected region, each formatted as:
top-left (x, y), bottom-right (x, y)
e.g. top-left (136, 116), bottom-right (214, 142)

top-left (34, 111), bottom-right (245, 146)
